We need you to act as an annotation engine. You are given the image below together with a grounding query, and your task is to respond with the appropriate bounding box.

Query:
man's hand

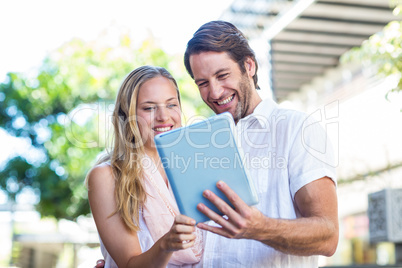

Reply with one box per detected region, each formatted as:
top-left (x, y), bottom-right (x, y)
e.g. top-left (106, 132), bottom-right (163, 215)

top-left (196, 180), bottom-right (266, 240)
top-left (198, 178), bottom-right (339, 257)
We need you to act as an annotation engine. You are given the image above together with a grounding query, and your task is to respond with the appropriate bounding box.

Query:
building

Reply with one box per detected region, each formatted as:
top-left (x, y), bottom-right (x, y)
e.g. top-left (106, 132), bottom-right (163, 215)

top-left (222, 0), bottom-right (402, 265)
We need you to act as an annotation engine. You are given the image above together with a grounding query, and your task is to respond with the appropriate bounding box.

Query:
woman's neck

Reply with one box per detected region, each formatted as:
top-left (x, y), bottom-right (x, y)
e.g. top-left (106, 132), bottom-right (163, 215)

top-left (144, 148), bottom-right (169, 187)
top-left (144, 148), bottom-right (159, 161)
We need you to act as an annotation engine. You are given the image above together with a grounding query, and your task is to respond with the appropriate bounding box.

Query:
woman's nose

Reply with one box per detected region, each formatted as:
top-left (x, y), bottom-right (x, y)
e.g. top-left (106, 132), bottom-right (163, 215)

top-left (155, 106), bottom-right (169, 122)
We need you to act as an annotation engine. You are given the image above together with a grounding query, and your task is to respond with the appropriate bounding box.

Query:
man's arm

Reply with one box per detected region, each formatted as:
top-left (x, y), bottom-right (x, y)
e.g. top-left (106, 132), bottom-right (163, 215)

top-left (196, 177), bottom-right (338, 256)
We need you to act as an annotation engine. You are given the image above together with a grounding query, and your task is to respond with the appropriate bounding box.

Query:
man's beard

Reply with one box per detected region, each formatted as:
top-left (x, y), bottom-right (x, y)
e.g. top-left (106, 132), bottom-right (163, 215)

top-left (233, 74), bottom-right (253, 123)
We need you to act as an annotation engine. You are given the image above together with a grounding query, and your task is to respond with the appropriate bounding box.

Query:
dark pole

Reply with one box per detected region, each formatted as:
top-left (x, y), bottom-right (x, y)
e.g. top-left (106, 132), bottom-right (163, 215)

top-left (395, 243), bottom-right (402, 265)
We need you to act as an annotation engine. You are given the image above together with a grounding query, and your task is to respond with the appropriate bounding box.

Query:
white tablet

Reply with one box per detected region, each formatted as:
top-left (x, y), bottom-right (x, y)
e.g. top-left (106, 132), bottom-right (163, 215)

top-left (154, 112), bottom-right (259, 223)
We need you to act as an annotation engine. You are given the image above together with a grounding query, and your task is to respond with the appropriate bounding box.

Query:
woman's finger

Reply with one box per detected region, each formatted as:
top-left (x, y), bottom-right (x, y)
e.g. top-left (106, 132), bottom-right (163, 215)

top-left (172, 239), bottom-right (195, 250)
top-left (176, 233), bottom-right (196, 242)
top-left (174, 214), bottom-right (196, 225)
top-left (171, 224), bottom-right (195, 234)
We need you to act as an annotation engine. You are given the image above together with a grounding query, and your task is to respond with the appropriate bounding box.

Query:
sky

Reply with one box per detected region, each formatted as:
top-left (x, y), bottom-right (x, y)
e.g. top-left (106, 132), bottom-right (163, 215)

top-left (0, 0), bottom-right (234, 80)
top-left (0, 0), bottom-right (234, 198)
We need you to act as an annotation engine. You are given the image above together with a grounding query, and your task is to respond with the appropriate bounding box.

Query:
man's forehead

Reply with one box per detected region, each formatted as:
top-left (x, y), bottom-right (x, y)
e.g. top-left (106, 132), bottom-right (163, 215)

top-left (190, 52), bottom-right (235, 76)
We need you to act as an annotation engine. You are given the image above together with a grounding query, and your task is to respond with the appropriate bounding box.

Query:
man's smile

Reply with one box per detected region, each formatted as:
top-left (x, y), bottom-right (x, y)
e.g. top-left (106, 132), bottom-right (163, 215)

top-left (216, 94), bottom-right (234, 106)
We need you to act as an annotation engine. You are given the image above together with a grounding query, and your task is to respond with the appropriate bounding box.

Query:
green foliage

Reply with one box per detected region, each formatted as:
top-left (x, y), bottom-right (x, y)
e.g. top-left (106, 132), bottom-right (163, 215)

top-left (0, 32), bottom-right (208, 220)
top-left (341, 4), bottom-right (402, 96)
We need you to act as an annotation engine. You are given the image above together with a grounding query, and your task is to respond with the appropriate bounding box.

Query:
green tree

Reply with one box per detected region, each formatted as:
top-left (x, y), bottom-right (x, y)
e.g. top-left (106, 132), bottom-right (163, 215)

top-left (0, 31), bottom-right (210, 220)
top-left (341, 3), bottom-right (402, 97)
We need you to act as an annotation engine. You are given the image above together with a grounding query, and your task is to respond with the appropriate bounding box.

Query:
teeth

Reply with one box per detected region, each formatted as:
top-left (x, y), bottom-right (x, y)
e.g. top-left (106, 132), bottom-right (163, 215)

top-left (155, 127), bottom-right (171, 132)
top-left (218, 95), bottom-right (234, 105)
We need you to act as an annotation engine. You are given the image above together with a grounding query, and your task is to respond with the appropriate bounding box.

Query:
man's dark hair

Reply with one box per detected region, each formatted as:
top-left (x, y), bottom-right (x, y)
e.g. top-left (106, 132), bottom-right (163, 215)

top-left (184, 20), bottom-right (259, 88)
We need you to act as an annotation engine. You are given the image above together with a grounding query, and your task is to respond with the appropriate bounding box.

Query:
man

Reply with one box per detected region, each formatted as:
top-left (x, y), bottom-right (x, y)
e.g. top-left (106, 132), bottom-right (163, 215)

top-left (183, 20), bottom-right (338, 267)
top-left (95, 20), bottom-right (338, 268)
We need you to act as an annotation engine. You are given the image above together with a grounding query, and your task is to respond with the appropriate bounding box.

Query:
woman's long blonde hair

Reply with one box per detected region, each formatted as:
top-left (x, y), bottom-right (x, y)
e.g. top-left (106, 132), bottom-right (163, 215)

top-left (96, 66), bottom-right (180, 232)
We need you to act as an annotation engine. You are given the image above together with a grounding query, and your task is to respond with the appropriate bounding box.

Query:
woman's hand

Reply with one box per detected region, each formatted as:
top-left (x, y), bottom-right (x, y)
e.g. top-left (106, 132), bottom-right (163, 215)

top-left (160, 215), bottom-right (197, 252)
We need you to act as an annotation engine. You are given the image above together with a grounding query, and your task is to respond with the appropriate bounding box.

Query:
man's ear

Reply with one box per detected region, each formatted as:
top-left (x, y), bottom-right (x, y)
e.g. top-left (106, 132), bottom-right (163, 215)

top-left (244, 57), bottom-right (256, 78)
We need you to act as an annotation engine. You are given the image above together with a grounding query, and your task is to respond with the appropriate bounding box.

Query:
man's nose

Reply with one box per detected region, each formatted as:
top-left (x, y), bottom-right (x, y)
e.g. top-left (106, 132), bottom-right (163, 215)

top-left (209, 80), bottom-right (224, 100)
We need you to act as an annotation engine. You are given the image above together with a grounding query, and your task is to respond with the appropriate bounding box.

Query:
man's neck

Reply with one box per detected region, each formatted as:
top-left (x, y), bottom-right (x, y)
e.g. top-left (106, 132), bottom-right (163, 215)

top-left (238, 94), bottom-right (262, 124)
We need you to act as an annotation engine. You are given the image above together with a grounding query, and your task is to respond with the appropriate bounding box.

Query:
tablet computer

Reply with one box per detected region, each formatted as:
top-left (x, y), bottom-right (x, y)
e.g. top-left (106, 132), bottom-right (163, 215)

top-left (154, 112), bottom-right (259, 223)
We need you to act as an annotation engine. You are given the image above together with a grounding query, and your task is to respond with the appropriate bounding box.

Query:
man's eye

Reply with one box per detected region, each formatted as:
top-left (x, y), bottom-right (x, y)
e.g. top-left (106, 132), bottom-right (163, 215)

top-left (197, 82), bottom-right (207, 88)
top-left (218, 73), bottom-right (228, 79)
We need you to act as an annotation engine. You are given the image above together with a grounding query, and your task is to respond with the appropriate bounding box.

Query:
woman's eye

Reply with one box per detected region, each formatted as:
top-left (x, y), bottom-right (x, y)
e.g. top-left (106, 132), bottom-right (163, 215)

top-left (143, 106), bottom-right (156, 111)
top-left (167, 104), bottom-right (178, 108)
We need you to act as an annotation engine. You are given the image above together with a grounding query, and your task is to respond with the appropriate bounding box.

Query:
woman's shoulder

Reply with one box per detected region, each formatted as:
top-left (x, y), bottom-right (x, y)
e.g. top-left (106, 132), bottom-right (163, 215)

top-left (87, 162), bottom-right (114, 188)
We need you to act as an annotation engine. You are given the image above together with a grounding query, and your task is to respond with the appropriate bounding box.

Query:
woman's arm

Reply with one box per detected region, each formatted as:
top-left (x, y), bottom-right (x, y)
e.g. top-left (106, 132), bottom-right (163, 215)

top-left (88, 164), bottom-right (197, 268)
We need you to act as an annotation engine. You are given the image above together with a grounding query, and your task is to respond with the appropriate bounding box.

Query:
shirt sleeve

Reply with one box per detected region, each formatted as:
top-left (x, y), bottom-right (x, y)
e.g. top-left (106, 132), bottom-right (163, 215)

top-left (287, 113), bottom-right (337, 199)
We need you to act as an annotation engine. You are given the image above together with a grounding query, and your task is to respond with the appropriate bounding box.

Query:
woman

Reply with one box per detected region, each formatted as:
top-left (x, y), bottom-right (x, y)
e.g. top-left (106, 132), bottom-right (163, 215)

top-left (87, 66), bottom-right (203, 268)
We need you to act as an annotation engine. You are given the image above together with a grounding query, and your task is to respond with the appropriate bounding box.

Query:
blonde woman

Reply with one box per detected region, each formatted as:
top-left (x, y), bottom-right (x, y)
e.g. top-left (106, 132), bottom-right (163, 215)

top-left (87, 66), bottom-right (203, 268)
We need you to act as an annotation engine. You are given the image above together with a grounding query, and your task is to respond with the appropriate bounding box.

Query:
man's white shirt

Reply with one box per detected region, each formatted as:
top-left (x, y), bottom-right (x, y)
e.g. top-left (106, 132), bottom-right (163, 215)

top-left (201, 97), bottom-right (336, 268)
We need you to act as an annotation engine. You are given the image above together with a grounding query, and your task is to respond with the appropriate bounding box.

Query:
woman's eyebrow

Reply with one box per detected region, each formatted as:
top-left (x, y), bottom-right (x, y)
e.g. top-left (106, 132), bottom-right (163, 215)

top-left (139, 97), bottom-right (178, 105)
top-left (138, 101), bottom-right (157, 105)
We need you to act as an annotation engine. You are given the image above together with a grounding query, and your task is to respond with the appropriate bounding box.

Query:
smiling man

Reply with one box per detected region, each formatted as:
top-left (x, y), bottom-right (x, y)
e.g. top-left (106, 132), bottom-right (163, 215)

top-left (183, 20), bottom-right (339, 267)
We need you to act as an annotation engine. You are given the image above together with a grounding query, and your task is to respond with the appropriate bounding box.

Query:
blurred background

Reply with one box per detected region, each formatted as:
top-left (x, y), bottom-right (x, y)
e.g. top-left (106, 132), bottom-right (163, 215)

top-left (0, 0), bottom-right (401, 267)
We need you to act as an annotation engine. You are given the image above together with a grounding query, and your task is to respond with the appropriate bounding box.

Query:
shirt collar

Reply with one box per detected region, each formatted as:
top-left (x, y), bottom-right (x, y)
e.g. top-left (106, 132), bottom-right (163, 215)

top-left (238, 97), bottom-right (278, 127)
